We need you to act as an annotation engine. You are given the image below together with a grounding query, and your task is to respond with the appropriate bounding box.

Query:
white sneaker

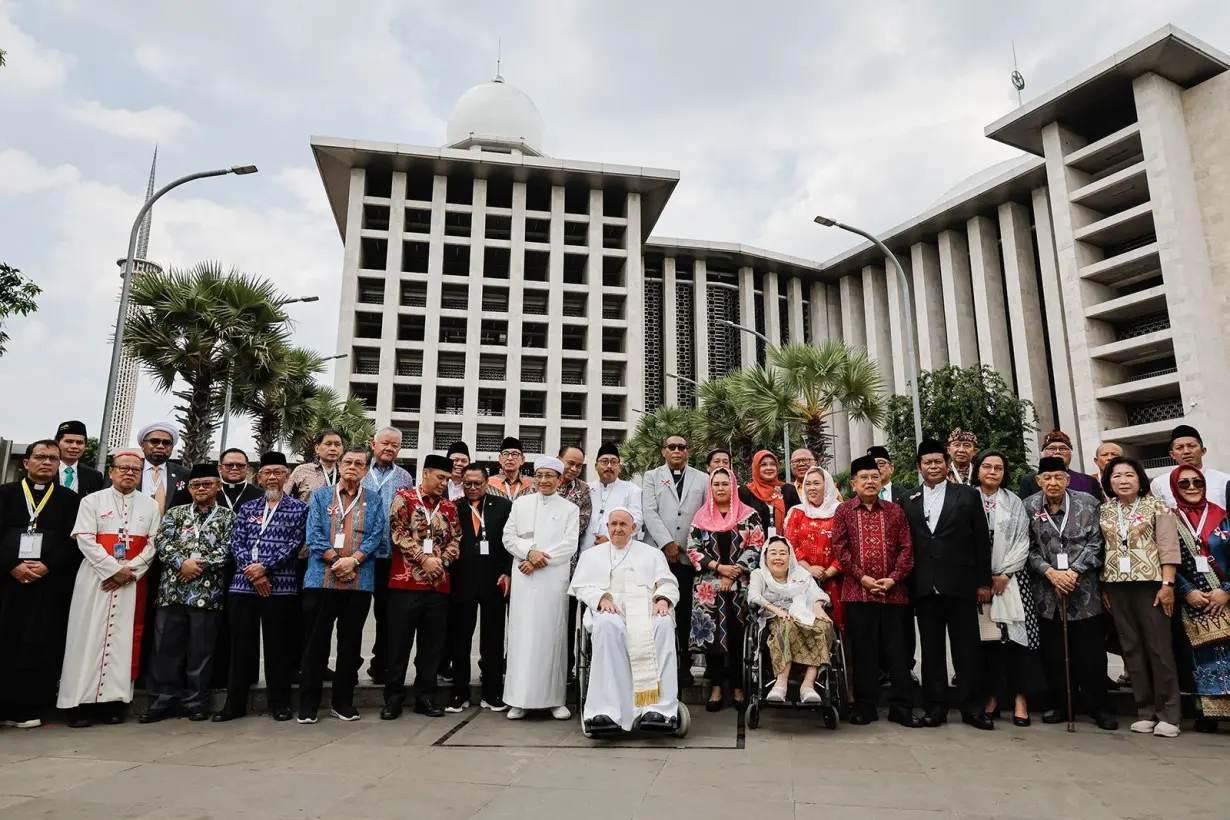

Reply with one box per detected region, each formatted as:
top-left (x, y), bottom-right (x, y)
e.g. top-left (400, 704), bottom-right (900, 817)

top-left (766, 684), bottom-right (788, 703)
top-left (481, 698), bottom-right (508, 713)
top-left (800, 688), bottom-right (823, 705)
top-left (1130, 719), bottom-right (1158, 734)
top-left (2, 719), bottom-right (40, 729)
top-left (506, 707), bottom-right (526, 720)
top-left (1153, 721), bottom-right (1180, 738)
top-left (551, 705), bottom-right (571, 720)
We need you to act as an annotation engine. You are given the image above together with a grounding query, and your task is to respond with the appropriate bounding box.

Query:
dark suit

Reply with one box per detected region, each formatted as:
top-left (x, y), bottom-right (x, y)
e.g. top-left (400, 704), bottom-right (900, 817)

top-left (901, 481), bottom-right (992, 718)
top-left (447, 494), bottom-right (513, 703)
top-left (739, 484), bottom-right (802, 538)
top-left (54, 463), bottom-right (104, 496)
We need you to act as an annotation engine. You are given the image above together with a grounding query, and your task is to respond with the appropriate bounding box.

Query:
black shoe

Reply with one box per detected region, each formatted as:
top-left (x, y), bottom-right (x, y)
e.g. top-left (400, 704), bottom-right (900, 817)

top-left (1013, 715), bottom-right (1032, 727)
top-left (296, 712), bottom-right (318, 725)
top-left (331, 704), bottom-right (360, 722)
top-left (962, 712), bottom-right (995, 730)
top-left (639, 711), bottom-right (670, 731)
top-left (1095, 712), bottom-right (1119, 731)
top-left (849, 710), bottom-right (878, 725)
top-left (585, 714), bottom-right (620, 733)
top-left (380, 704), bottom-right (402, 721)
top-left (139, 709), bottom-right (168, 724)
top-left (732, 697), bottom-right (747, 713)
top-left (272, 708), bottom-right (294, 722)
top-left (481, 696), bottom-right (507, 712)
top-left (984, 709), bottom-right (1001, 721)
top-left (888, 708), bottom-right (922, 728)
top-left (189, 711), bottom-right (210, 722)
top-left (1042, 709), bottom-right (1065, 724)
top-left (68, 717), bottom-right (92, 729)
top-left (104, 714), bottom-right (125, 725)
top-left (1193, 717), bottom-right (1219, 733)
top-left (921, 710), bottom-right (947, 728)
top-left (212, 709), bottom-right (244, 722)
top-left (706, 699), bottom-right (723, 713)
top-left (415, 699), bottom-right (444, 718)
top-left (445, 694), bottom-right (470, 714)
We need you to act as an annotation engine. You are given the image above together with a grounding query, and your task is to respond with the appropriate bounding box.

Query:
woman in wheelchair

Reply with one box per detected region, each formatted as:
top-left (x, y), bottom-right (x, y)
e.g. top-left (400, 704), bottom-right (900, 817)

top-left (747, 536), bottom-right (837, 704)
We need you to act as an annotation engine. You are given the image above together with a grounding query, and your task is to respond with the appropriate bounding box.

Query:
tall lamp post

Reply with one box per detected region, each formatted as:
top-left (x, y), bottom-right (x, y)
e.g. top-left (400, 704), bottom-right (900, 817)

top-left (812, 215), bottom-right (923, 449)
top-left (96, 164), bottom-right (260, 472)
top-left (717, 319), bottom-right (791, 461)
top-left (217, 294), bottom-right (321, 452)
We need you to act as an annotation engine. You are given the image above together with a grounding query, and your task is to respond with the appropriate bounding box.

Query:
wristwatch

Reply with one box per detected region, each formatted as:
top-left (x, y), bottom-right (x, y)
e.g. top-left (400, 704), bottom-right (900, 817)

top-left (1161, 580), bottom-right (1174, 587)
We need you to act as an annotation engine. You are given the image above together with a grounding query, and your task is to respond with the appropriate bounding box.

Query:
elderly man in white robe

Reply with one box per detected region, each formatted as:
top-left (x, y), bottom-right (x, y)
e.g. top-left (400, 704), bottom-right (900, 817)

top-left (503, 455), bottom-right (580, 720)
top-left (570, 507), bottom-right (680, 734)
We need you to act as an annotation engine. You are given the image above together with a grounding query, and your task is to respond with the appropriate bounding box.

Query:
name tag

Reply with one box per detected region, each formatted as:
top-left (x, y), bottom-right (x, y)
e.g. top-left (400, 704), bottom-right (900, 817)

top-left (1118, 556), bottom-right (1131, 574)
top-left (250, 547), bottom-right (259, 563)
top-left (190, 551), bottom-right (203, 561)
top-left (479, 539), bottom-right (489, 556)
top-left (767, 526), bottom-right (777, 539)
top-left (422, 537), bottom-right (434, 555)
top-left (18, 533), bottom-right (43, 560)
top-left (333, 532), bottom-right (346, 552)
top-left (1056, 553), bottom-right (1069, 570)
top-left (1197, 556), bottom-right (1211, 573)
top-left (114, 538), bottom-right (128, 560)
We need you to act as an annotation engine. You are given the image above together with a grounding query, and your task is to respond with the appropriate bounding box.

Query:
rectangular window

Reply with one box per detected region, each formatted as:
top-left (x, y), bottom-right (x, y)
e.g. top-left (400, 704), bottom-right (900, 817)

top-left (563, 253), bottom-right (587, 285)
top-left (437, 352), bottom-right (466, 380)
top-left (485, 214), bottom-right (513, 241)
top-left (484, 247), bottom-right (511, 280)
top-left (364, 167), bottom-right (392, 198)
top-left (522, 323), bottom-right (548, 348)
top-left (352, 347), bottom-right (380, 375)
top-left (357, 278), bottom-right (384, 305)
top-left (397, 316), bottom-right (424, 342)
top-left (524, 250), bottom-right (549, 282)
top-left (438, 317), bottom-right (467, 345)
top-left (406, 167), bottom-right (434, 202)
top-left (441, 283), bottom-right (469, 311)
top-left (402, 241), bottom-right (429, 274)
top-left (392, 385), bottom-right (421, 413)
top-left (362, 204), bottom-right (390, 232)
top-left (354, 312), bottom-right (383, 339)
top-left (360, 237), bottom-right (388, 271)
top-left (446, 176), bottom-right (473, 205)
top-left (444, 211), bottom-right (472, 238)
top-left (395, 349), bottom-right (422, 377)
top-left (351, 383), bottom-right (379, 410)
top-left (405, 208), bottom-right (431, 234)
top-left (400, 280), bottom-right (427, 308)
top-left (442, 245), bottom-right (470, 277)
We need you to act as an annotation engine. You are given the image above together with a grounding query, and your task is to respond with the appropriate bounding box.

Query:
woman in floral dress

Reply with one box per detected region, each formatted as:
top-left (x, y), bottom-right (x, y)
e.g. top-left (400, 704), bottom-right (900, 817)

top-left (783, 466), bottom-right (843, 633)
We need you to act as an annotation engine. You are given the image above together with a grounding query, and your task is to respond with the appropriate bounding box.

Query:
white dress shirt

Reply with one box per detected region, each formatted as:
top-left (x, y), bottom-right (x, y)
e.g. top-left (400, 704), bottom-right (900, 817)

top-left (142, 461), bottom-right (167, 500)
top-left (922, 480), bottom-right (947, 533)
top-left (584, 478), bottom-right (643, 551)
top-left (59, 461), bottom-right (79, 493)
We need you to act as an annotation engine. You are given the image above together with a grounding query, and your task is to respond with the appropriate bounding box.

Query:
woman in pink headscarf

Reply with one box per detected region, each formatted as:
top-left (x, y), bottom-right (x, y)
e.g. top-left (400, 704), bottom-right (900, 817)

top-left (686, 468), bottom-right (764, 711)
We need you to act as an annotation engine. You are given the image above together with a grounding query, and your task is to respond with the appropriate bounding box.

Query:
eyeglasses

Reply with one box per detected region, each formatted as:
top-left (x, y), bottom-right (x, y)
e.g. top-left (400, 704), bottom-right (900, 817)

top-left (665, 443), bottom-right (689, 451)
top-left (1177, 478), bottom-right (1206, 489)
top-left (534, 472), bottom-right (559, 479)
top-left (461, 480), bottom-right (485, 488)
top-left (188, 481), bottom-right (218, 489)
top-left (113, 466), bottom-right (141, 474)
top-left (499, 450), bottom-right (522, 458)
top-left (220, 461), bottom-right (247, 469)
top-left (1043, 445), bottom-right (1072, 453)
top-left (145, 438), bottom-right (173, 447)
top-left (27, 454), bottom-right (59, 463)
top-left (790, 458), bottom-right (815, 465)
top-left (596, 458), bottom-right (620, 467)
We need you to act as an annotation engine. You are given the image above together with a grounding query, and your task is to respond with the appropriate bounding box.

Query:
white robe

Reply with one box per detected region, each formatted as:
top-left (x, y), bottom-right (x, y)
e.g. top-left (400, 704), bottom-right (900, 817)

top-left (58, 488), bottom-right (161, 707)
top-left (570, 540), bottom-right (679, 729)
top-left (503, 492), bottom-right (580, 709)
top-left (583, 478), bottom-right (644, 551)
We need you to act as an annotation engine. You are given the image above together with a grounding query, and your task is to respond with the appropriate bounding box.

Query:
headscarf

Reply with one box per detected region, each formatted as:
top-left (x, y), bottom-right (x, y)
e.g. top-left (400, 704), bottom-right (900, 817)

top-left (747, 449), bottom-right (787, 530)
top-left (1171, 465), bottom-right (1223, 544)
top-left (755, 535), bottom-right (823, 625)
top-left (690, 468), bottom-right (756, 533)
top-left (792, 466), bottom-right (840, 520)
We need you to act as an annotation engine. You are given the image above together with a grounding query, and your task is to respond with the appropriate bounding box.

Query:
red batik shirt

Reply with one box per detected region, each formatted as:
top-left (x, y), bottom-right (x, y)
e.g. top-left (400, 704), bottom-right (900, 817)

top-left (832, 497), bottom-right (913, 605)
top-left (388, 487), bottom-right (460, 592)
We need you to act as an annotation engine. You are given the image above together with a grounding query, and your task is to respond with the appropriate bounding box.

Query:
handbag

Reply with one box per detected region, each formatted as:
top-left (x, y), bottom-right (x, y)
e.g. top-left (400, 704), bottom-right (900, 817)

top-left (1184, 608), bottom-right (1230, 648)
top-left (977, 603), bottom-right (1003, 642)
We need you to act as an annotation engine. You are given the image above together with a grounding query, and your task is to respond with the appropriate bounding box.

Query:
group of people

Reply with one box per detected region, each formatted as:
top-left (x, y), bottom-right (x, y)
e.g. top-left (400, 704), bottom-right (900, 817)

top-left (1, 416), bottom-right (1227, 740)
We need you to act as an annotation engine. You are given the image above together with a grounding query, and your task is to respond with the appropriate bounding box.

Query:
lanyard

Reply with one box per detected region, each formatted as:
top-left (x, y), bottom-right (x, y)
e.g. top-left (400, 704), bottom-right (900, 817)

top-left (220, 483), bottom-right (245, 510)
top-left (114, 490), bottom-right (133, 543)
top-left (980, 490), bottom-right (997, 528)
top-left (471, 500), bottom-right (486, 538)
top-left (1116, 499), bottom-right (1141, 547)
top-left (321, 465), bottom-right (338, 487)
top-left (193, 504), bottom-right (221, 548)
top-left (254, 500), bottom-right (279, 543)
top-left (370, 466), bottom-right (397, 491)
top-left (1046, 495), bottom-right (1069, 536)
top-left (950, 464), bottom-right (971, 484)
top-left (1178, 505), bottom-right (1210, 549)
top-left (334, 486), bottom-right (362, 531)
top-left (418, 492), bottom-right (442, 535)
top-left (21, 480), bottom-right (53, 532)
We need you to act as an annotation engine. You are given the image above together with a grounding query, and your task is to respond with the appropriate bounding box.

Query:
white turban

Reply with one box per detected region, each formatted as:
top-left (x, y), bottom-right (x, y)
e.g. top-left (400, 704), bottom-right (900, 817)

top-left (533, 456), bottom-right (565, 475)
top-left (136, 421), bottom-right (180, 450)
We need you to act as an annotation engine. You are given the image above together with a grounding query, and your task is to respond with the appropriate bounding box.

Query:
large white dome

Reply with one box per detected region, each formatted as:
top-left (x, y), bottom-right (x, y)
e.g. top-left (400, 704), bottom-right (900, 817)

top-left (931, 156), bottom-right (1034, 206)
top-left (445, 77), bottom-right (544, 154)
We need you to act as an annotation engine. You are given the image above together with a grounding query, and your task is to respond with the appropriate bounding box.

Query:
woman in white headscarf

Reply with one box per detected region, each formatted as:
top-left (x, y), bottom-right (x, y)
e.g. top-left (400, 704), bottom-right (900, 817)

top-left (783, 466), bottom-right (844, 632)
top-left (972, 449), bottom-right (1044, 726)
top-left (747, 536), bottom-right (835, 704)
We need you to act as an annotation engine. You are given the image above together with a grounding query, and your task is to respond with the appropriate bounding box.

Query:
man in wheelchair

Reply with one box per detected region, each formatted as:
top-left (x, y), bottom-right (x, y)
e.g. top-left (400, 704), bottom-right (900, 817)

top-left (569, 508), bottom-right (682, 735)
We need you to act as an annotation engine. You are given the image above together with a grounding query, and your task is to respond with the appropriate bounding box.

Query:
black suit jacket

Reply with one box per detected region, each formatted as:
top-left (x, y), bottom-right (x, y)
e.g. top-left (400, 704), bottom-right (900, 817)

top-left (900, 482), bottom-right (992, 601)
top-left (739, 484), bottom-right (801, 537)
top-left (451, 494), bottom-right (513, 602)
top-left (884, 482), bottom-right (911, 505)
top-left (139, 461), bottom-right (192, 509)
top-left (54, 463), bottom-right (105, 496)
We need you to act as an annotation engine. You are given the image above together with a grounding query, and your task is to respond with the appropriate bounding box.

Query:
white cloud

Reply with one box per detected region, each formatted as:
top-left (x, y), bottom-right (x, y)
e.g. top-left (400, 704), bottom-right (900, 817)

top-left (0, 147), bottom-right (79, 195)
top-left (0, 2), bottom-right (76, 97)
top-left (61, 99), bottom-right (197, 142)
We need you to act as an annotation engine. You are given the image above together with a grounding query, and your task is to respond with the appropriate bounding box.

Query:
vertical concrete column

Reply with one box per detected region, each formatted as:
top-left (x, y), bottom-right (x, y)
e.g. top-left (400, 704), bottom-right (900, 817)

top-left (693, 259), bottom-right (709, 383)
top-left (840, 274), bottom-right (871, 458)
top-left (379, 171), bottom-right (407, 431)
top-left (809, 281), bottom-right (830, 344)
top-left (827, 283), bottom-right (850, 471)
top-left (967, 215), bottom-right (1013, 384)
top-left (738, 266), bottom-right (756, 366)
top-left (462, 178), bottom-right (488, 446)
top-left (1031, 187), bottom-right (1077, 446)
top-left (662, 256), bottom-right (678, 407)
top-left (884, 251), bottom-right (916, 396)
top-left (417, 174), bottom-right (450, 461)
top-left (585, 190), bottom-right (605, 457)
top-left (938, 229), bottom-right (979, 367)
top-left (764, 271), bottom-right (781, 346)
top-left (999, 201), bottom-right (1055, 444)
top-left (624, 193), bottom-right (646, 444)
top-left (787, 277), bottom-right (804, 344)
top-left (336, 168), bottom-right (364, 398)
top-left (544, 185), bottom-right (566, 456)
top-left (862, 264), bottom-right (895, 400)
top-left (1134, 72), bottom-right (1230, 458)
top-left (910, 241), bottom-right (948, 371)
top-left (503, 182), bottom-right (528, 439)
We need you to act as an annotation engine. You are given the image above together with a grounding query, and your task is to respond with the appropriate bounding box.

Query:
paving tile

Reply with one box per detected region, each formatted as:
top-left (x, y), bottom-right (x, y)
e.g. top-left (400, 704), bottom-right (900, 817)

top-left (514, 748), bottom-right (663, 793)
top-left (157, 737), bottom-right (330, 768)
top-left (634, 792), bottom-right (795, 820)
top-left (792, 741), bottom-right (924, 774)
top-left (1075, 780), bottom-right (1230, 820)
top-left (0, 797), bottom-right (155, 819)
top-left (0, 757), bottom-right (139, 798)
top-left (651, 750), bottom-right (791, 799)
top-left (932, 775), bottom-right (1115, 819)
top-left (337, 778), bottom-right (501, 820)
top-left (473, 785), bottom-right (644, 820)
top-left (401, 747), bottom-right (548, 786)
top-left (797, 807), bottom-right (955, 820)
top-left (794, 771), bottom-right (950, 812)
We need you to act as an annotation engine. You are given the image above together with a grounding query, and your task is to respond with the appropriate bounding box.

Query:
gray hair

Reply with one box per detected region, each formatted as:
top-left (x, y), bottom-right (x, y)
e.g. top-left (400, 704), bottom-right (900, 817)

top-left (373, 426), bottom-right (403, 441)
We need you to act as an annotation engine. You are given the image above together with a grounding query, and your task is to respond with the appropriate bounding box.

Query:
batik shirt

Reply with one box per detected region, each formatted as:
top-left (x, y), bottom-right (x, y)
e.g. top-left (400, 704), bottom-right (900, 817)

top-left (1025, 490), bottom-right (1104, 621)
top-left (155, 503), bottom-right (236, 610)
top-left (833, 498), bottom-right (914, 605)
top-left (229, 496), bottom-right (309, 596)
top-left (305, 485), bottom-right (387, 592)
top-left (285, 462), bottom-right (340, 504)
top-left (388, 488), bottom-right (460, 592)
top-left (1098, 495), bottom-right (1180, 583)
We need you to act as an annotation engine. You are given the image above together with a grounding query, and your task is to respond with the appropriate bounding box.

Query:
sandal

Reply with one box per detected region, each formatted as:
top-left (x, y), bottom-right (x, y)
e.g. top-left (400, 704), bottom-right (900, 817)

top-left (766, 684), bottom-right (788, 703)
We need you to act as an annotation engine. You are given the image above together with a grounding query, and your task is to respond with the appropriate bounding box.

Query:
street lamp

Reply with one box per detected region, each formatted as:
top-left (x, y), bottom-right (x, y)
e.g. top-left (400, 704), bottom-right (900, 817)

top-left (96, 165), bottom-right (260, 471)
top-left (665, 372), bottom-right (698, 387)
top-left (717, 319), bottom-right (790, 461)
top-left (813, 215), bottom-right (923, 449)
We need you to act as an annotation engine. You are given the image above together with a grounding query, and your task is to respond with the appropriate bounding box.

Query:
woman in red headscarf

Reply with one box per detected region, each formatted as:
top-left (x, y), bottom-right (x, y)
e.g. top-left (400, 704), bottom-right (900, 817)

top-left (740, 450), bottom-right (801, 540)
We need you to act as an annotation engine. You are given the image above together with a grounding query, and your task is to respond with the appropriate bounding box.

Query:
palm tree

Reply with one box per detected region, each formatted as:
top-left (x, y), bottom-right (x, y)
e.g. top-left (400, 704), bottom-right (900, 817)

top-left (619, 405), bottom-right (701, 476)
top-left (695, 375), bottom-right (763, 470)
top-left (287, 387), bottom-right (375, 460)
top-left (232, 345), bottom-right (327, 454)
top-left (123, 262), bottom-right (291, 465)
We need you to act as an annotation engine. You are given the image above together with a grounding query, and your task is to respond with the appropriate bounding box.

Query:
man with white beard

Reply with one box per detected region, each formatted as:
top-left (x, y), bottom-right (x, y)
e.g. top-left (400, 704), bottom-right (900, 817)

top-left (502, 456), bottom-right (579, 720)
top-left (570, 508), bottom-right (680, 734)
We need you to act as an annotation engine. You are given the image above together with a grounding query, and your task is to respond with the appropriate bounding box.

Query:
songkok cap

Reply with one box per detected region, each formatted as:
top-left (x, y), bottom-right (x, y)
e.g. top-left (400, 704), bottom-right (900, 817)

top-left (867, 445), bottom-right (892, 462)
top-left (534, 455), bottom-right (565, 475)
top-left (137, 421), bottom-right (180, 449)
top-left (917, 438), bottom-right (947, 460)
top-left (55, 420), bottom-right (87, 440)
top-left (446, 441), bottom-right (470, 458)
top-left (189, 462), bottom-right (220, 480)
top-left (1170, 424), bottom-right (1203, 446)
top-left (1041, 429), bottom-right (1072, 448)
top-left (850, 455), bottom-right (880, 476)
top-left (500, 436), bottom-right (523, 453)
top-left (948, 427), bottom-right (978, 446)
top-left (423, 454), bottom-right (452, 473)
top-left (1037, 456), bottom-right (1067, 475)
top-left (597, 441), bottom-right (620, 459)
top-left (259, 451), bottom-right (288, 468)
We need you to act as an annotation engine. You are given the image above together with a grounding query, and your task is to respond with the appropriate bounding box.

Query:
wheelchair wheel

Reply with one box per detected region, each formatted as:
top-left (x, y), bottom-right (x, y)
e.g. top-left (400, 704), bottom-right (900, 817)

top-left (823, 705), bottom-right (839, 730)
top-left (575, 619), bottom-right (590, 715)
top-left (742, 619), bottom-right (762, 706)
top-left (674, 703), bottom-right (691, 738)
top-left (746, 702), bottom-right (760, 730)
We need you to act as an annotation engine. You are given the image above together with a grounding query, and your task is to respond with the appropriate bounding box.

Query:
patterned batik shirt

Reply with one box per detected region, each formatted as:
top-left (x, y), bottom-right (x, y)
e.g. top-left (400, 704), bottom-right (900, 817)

top-left (1098, 495), bottom-right (1181, 583)
top-left (155, 502), bottom-right (236, 610)
top-left (285, 462), bottom-right (340, 504)
top-left (1025, 490), bottom-right (1105, 621)
top-left (230, 496), bottom-right (310, 595)
top-left (388, 487), bottom-right (461, 592)
top-left (833, 498), bottom-right (914, 605)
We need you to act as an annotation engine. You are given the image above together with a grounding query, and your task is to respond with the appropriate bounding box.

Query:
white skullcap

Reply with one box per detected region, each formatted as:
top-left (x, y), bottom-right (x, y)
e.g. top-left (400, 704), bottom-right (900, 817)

top-left (607, 506), bottom-right (635, 523)
top-left (533, 456), bottom-right (565, 475)
top-left (136, 421), bottom-right (180, 450)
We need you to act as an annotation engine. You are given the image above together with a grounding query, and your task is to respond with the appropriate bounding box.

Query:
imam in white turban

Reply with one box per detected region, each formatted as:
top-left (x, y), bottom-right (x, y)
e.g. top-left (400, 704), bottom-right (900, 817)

top-left (533, 456), bottom-right (566, 475)
top-left (136, 421), bottom-right (180, 450)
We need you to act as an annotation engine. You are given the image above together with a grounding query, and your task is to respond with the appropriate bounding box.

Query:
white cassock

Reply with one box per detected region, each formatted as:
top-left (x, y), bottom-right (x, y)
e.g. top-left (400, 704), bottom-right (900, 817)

top-left (584, 478), bottom-right (644, 551)
top-left (58, 488), bottom-right (161, 707)
top-left (503, 492), bottom-right (580, 709)
top-left (569, 539), bottom-right (680, 730)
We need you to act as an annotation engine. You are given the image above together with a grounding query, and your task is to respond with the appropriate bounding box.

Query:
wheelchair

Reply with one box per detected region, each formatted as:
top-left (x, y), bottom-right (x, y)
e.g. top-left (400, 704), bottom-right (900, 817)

top-left (574, 603), bottom-right (691, 739)
top-left (743, 605), bottom-right (848, 730)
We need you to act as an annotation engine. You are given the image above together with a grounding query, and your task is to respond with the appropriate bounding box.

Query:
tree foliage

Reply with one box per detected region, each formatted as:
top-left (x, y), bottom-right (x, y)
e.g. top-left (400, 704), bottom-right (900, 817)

top-left (619, 405), bottom-right (703, 477)
top-left (286, 387), bottom-right (375, 460)
top-left (230, 345), bottom-right (327, 453)
top-left (0, 264), bottom-right (42, 357)
top-left (885, 364), bottom-right (1038, 486)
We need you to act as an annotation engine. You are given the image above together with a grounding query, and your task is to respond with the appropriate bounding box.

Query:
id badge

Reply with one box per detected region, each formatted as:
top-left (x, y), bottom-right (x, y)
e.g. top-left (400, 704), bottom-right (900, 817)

top-left (767, 526), bottom-right (777, 539)
top-left (114, 538), bottom-right (127, 560)
top-left (18, 532), bottom-right (43, 560)
top-left (422, 537), bottom-right (434, 555)
top-left (479, 539), bottom-right (489, 556)
top-left (1118, 555), bottom-right (1131, 574)
top-left (1197, 556), bottom-right (1211, 573)
top-left (1056, 553), bottom-right (1069, 570)
top-left (250, 547), bottom-right (259, 563)
top-left (333, 532), bottom-right (346, 552)
top-left (190, 551), bottom-right (203, 561)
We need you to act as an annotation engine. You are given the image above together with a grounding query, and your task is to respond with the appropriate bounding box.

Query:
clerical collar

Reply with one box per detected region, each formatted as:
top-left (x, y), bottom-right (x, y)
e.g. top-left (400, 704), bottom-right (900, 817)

top-left (224, 481), bottom-right (245, 489)
top-left (32, 483), bottom-right (47, 491)
top-left (671, 469), bottom-right (683, 476)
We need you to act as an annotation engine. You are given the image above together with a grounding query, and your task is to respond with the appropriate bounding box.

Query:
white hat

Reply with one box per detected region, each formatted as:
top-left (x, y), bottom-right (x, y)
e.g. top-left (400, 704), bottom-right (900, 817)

top-left (136, 421), bottom-right (180, 450)
top-left (606, 506), bottom-right (635, 523)
top-left (533, 456), bottom-right (565, 475)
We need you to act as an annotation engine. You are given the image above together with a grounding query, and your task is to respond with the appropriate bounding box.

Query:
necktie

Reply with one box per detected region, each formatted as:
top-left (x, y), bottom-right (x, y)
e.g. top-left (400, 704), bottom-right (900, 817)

top-left (471, 501), bottom-right (483, 534)
top-left (151, 465), bottom-right (167, 513)
top-left (65, 466), bottom-right (75, 490)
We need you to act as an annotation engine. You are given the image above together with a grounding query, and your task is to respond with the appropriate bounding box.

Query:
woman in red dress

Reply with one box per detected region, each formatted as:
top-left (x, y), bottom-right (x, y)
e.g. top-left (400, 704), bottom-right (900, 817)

top-left (784, 466), bottom-right (844, 633)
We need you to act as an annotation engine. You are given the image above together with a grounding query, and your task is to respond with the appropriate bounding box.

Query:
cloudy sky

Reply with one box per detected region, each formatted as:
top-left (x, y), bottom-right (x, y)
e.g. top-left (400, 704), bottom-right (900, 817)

top-left (1, 0), bottom-right (1227, 449)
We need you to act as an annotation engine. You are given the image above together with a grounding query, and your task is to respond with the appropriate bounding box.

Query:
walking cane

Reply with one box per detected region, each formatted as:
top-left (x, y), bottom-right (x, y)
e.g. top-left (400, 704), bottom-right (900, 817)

top-left (1059, 592), bottom-right (1075, 733)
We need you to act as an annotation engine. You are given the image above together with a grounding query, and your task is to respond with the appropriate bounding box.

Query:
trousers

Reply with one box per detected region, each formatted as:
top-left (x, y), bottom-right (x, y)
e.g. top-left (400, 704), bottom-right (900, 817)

top-left (384, 589), bottom-right (447, 706)
top-left (1040, 613), bottom-right (1109, 717)
top-left (224, 593), bottom-right (297, 713)
top-left (669, 561), bottom-right (696, 682)
top-left (915, 593), bottom-right (981, 716)
top-left (149, 605), bottom-right (221, 712)
top-left (1105, 582), bottom-right (1180, 724)
top-left (299, 588), bottom-right (372, 715)
top-left (845, 602), bottom-right (913, 713)
top-left (446, 590), bottom-right (507, 701)
top-left (584, 613), bottom-right (678, 730)
top-left (366, 558), bottom-right (391, 677)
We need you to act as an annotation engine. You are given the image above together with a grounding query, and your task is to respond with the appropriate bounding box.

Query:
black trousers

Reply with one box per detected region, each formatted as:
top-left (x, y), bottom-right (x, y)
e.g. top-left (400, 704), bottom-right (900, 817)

top-left (291, 556), bottom-right (308, 671)
top-left (915, 593), bottom-right (981, 716)
top-left (670, 561), bottom-right (696, 682)
top-left (705, 594), bottom-right (745, 688)
top-left (149, 604), bottom-right (221, 712)
top-left (447, 590), bottom-right (507, 701)
top-left (846, 602), bottom-right (913, 713)
top-left (224, 593), bottom-right (297, 713)
top-left (384, 589), bottom-right (447, 706)
top-left (1039, 614), bottom-right (1109, 717)
top-left (367, 558), bottom-right (391, 677)
top-left (299, 589), bottom-right (372, 715)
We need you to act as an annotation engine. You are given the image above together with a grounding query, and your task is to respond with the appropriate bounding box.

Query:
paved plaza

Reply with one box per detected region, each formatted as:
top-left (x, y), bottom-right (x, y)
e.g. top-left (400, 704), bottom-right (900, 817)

top-left (1, 700), bottom-right (1227, 820)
